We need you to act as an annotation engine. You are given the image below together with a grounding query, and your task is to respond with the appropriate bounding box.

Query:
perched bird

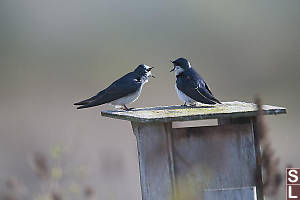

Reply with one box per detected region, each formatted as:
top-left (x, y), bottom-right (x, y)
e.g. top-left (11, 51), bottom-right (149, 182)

top-left (74, 64), bottom-right (155, 110)
top-left (170, 57), bottom-right (221, 106)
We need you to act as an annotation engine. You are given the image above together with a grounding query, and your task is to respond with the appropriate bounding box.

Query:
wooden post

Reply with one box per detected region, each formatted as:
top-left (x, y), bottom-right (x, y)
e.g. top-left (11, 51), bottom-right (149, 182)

top-left (101, 101), bottom-right (286, 200)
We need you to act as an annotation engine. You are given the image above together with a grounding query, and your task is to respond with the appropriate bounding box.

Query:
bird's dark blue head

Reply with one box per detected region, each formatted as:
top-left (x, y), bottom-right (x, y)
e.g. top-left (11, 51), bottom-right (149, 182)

top-left (134, 64), bottom-right (155, 79)
top-left (170, 57), bottom-right (191, 73)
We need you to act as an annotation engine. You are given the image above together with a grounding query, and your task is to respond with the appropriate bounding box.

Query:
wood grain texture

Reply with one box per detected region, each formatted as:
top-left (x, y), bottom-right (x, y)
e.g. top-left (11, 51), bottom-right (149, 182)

top-left (131, 122), bottom-right (175, 200)
top-left (172, 123), bottom-right (257, 191)
top-left (101, 101), bottom-right (286, 123)
top-left (131, 120), bottom-right (259, 200)
top-left (218, 117), bottom-right (264, 200)
top-left (252, 118), bottom-right (264, 200)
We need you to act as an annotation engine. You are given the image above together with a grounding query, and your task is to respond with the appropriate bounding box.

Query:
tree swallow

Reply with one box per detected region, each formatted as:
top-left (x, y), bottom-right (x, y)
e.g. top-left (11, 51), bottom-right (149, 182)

top-left (74, 64), bottom-right (155, 110)
top-left (170, 57), bottom-right (221, 106)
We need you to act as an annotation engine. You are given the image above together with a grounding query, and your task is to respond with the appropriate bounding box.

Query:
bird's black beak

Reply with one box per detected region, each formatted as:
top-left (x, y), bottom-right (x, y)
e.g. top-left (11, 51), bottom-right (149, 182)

top-left (149, 66), bottom-right (155, 78)
top-left (169, 60), bottom-right (175, 72)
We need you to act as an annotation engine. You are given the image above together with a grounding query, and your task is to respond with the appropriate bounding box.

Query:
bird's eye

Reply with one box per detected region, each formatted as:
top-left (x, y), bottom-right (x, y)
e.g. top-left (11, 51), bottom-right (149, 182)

top-left (146, 68), bottom-right (151, 72)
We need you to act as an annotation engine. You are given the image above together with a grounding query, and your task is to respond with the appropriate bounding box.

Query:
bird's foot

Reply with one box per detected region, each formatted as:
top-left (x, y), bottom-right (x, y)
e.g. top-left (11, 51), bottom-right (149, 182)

top-left (181, 102), bottom-right (188, 107)
top-left (123, 105), bottom-right (134, 111)
top-left (181, 102), bottom-right (198, 107)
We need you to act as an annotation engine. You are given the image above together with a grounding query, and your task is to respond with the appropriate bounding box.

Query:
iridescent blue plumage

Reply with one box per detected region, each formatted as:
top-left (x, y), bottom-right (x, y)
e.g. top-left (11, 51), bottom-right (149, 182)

top-left (74, 64), bottom-right (154, 110)
top-left (171, 58), bottom-right (221, 105)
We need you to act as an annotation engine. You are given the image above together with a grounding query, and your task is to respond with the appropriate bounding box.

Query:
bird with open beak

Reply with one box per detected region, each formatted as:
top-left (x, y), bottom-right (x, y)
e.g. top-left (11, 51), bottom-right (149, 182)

top-left (74, 64), bottom-right (155, 110)
top-left (170, 57), bottom-right (221, 106)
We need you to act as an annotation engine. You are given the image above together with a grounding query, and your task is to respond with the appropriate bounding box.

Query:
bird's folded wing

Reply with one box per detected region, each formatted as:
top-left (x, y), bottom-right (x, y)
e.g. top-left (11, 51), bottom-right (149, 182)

top-left (76, 74), bottom-right (141, 109)
top-left (177, 75), bottom-right (220, 104)
top-left (199, 80), bottom-right (221, 103)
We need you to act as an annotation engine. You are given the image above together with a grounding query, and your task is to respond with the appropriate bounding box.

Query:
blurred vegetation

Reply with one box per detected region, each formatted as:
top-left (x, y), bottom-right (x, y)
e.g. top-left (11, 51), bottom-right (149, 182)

top-left (1, 145), bottom-right (95, 200)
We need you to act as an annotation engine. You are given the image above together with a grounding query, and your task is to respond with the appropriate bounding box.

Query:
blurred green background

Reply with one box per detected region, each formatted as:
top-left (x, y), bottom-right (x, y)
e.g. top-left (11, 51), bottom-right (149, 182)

top-left (0, 0), bottom-right (299, 199)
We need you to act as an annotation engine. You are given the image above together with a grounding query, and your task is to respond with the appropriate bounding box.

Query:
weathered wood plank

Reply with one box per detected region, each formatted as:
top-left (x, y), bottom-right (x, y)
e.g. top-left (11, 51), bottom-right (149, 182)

top-left (101, 101), bottom-right (286, 123)
top-left (103, 102), bottom-right (284, 199)
top-left (172, 123), bottom-right (257, 192)
top-left (131, 121), bottom-right (259, 200)
top-left (218, 117), bottom-right (264, 200)
top-left (252, 118), bottom-right (264, 200)
top-left (204, 187), bottom-right (257, 200)
top-left (131, 122), bottom-right (175, 200)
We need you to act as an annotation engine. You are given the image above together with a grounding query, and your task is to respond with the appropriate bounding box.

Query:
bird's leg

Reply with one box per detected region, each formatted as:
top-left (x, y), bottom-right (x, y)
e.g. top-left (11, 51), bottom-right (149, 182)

top-left (123, 105), bottom-right (134, 111)
top-left (182, 102), bottom-right (188, 107)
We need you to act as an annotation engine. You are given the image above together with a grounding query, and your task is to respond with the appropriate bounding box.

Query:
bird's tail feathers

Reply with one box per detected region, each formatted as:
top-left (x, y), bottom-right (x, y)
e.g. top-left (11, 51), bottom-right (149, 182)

top-left (76, 98), bottom-right (106, 109)
top-left (76, 104), bottom-right (90, 109)
top-left (74, 91), bottom-right (105, 106)
top-left (74, 99), bottom-right (94, 105)
top-left (214, 98), bottom-right (222, 104)
top-left (74, 100), bottom-right (88, 105)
